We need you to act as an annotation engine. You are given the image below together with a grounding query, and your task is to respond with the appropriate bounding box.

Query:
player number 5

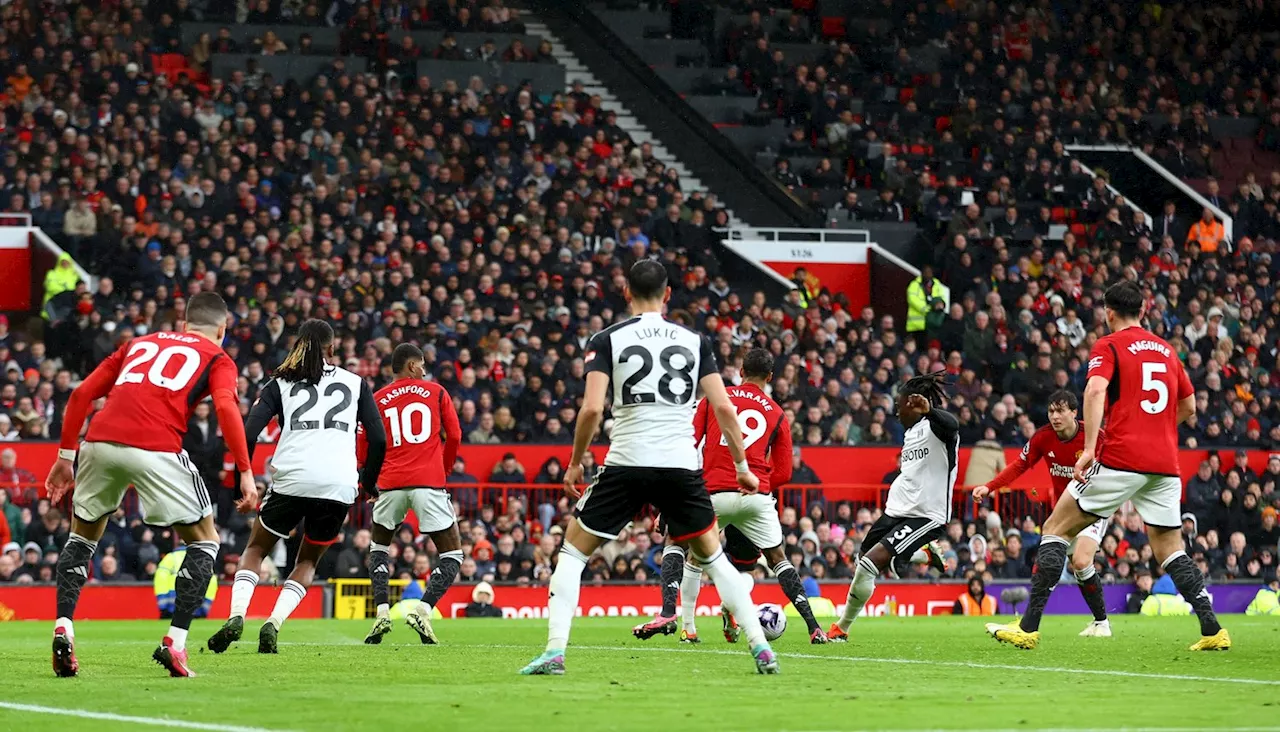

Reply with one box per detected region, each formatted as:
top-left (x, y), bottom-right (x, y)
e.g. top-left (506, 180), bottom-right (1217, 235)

top-left (1140, 362), bottom-right (1169, 414)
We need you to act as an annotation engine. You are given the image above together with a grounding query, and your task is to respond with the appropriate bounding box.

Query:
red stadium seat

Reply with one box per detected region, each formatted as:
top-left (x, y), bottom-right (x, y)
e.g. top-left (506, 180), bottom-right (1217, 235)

top-left (821, 17), bottom-right (845, 39)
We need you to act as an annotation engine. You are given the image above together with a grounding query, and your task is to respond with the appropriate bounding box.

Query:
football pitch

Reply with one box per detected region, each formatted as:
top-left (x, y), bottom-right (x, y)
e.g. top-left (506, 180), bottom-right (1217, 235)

top-left (0, 616), bottom-right (1277, 732)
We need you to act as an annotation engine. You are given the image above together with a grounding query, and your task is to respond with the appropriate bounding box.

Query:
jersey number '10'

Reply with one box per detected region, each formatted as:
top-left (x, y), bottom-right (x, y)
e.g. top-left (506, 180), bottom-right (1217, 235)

top-left (289, 382), bottom-right (353, 431)
top-left (384, 404), bottom-right (432, 447)
top-left (619, 345), bottom-right (696, 405)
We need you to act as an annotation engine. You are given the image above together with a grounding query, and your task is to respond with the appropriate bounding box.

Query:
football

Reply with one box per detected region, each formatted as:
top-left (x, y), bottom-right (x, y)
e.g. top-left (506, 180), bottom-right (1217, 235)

top-left (757, 603), bottom-right (787, 641)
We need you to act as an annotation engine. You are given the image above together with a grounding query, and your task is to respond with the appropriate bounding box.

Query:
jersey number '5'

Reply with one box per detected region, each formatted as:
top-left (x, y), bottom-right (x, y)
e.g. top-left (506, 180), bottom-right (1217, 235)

top-left (619, 345), bottom-right (696, 405)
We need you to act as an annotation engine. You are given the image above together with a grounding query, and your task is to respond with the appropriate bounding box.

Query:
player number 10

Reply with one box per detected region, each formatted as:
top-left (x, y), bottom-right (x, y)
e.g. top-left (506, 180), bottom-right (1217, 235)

top-left (384, 403), bottom-right (432, 447)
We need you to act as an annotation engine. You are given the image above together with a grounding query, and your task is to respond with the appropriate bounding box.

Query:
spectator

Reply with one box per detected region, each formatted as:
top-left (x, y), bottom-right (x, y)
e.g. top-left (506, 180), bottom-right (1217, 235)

top-left (1126, 569), bottom-right (1155, 613)
top-left (905, 265), bottom-right (949, 346)
top-left (464, 581), bottom-right (504, 617)
top-left (953, 577), bottom-right (997, 615)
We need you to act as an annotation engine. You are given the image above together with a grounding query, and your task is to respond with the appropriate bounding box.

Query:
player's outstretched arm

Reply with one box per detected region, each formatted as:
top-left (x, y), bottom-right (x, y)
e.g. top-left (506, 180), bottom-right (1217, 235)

top-left (210, 357), bottom-right (256, 511)
top-left (769, 414), bottom-right (793, 488)
top-left (565, 371), bottom-right (609, 498)
top-left (976, 436), bottom-right (1041, 501)
top-left (700, 371), bottom-right (759, 493)
top-left (355, 380), bottom-right (387, 498)
top-left (48, 345), bottom-right (128, 502)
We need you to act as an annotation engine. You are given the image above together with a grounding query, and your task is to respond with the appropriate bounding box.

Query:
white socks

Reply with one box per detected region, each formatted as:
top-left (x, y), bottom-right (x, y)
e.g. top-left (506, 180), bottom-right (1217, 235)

top-left (836, 556), bottom-right (879, 632)
top-left (376, 603), bottom-right (390, 618)
top-left (1075, 565), bottom-right (1097, 581)
top-left (700, 549), bottom-right (767, 649)
top-left (167, 627), bottom-right (188, 649)
top-left (230, 569), bottom-right (258, 619)
top-left (681, 563), bottom-right (702, 632)
top-left (267, 580), bottom-right (307, 630)
top-left (55, 617), bottom-right (74, 639)
top-left (546, 544), bottom-right (589, 652)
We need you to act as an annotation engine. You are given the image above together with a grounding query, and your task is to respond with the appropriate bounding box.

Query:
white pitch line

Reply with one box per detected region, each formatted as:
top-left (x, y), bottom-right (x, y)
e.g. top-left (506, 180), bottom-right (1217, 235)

top-left (499, 644), bottom-right (1280, 687)
top-left (0, 701), bottom-right (296, 732)
top-left (789, 728), bottom-right (1280, 732)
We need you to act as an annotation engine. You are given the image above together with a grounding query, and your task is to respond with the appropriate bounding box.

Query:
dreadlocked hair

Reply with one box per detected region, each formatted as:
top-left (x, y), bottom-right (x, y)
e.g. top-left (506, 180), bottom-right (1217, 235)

top-left (275, 319), bottom-right (334, 386)
top-left (901, 369), bottom-right (949, 408)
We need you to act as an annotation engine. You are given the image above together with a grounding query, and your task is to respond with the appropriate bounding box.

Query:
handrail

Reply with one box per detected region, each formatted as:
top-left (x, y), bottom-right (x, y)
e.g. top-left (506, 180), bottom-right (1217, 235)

top-left (871, 243), bottom-right (921, 277)
top-left (1063, 145), bottom-right (1152, 227)
top-left (29, 227), bottom-right (95, 289)
top-left (719, 226), bottom-right (873, 244)
top-left (0, 213), bottom-right (32, 226)
top-left (1131, 146), bottom-right (1233, 243)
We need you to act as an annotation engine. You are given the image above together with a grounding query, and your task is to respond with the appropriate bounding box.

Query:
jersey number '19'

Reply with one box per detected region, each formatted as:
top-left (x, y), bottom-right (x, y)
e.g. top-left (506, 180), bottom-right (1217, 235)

top-left (1140, 362), bottom-right (1168, 414)
top-left (384, 404), bottom-right (432, 447)
top-left (619, 345), bottom-right (695, 405)
top-left (115, 341), bottom-right (201, 391)
top-left (718, 408), bottom-right (767, 448)
top-left (289, 382), bottom-right (353, 431)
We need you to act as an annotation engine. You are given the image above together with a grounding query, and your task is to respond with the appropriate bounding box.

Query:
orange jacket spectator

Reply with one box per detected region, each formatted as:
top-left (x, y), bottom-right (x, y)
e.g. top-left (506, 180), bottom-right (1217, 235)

top-left (954, 579), bottom-right (998, 615)
top-left (1186, 209), bottom-right (1226, 253)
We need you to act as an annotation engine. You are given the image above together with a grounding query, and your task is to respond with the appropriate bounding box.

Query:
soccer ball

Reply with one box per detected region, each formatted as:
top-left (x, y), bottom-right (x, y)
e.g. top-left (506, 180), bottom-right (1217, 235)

top-left (757, 603), bottom-right (787, 641)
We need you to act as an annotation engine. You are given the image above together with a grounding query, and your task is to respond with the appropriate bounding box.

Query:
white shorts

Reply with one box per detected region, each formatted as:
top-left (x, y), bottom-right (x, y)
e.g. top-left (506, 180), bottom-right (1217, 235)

top-left (1068, 463), bottom-right (1182, 529)
top-left (74, 442), bottom-right (212, 526)
top-left (372, 488), bottom-right (457, 534)
top-left (1070, 514), bottom-right (1111, 555)
top-left (711, 491), bottom-right (783, 550)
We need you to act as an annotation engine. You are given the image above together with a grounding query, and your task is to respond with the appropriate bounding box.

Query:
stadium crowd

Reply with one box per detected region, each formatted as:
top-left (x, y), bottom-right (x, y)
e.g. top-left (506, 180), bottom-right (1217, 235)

top-left (0, 0), bottom-right (1276, 594)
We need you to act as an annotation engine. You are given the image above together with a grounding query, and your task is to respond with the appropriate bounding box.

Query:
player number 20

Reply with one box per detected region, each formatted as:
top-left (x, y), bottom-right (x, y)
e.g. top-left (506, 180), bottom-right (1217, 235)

top-left (1140, 362), bottom-right (1169, 414)
top-left (719, 408), bottom-right (767, 449)
top-left (115, 341), bottom-right (202, 391)
top-left (384, 403), bottom-right (432, 447)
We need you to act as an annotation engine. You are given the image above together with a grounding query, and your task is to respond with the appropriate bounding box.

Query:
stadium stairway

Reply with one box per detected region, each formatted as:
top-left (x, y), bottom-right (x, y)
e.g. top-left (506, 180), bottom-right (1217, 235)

top-left (521, 19), bottom-right (745, 227)
top-left (529, 0), bottom-right (821, 232)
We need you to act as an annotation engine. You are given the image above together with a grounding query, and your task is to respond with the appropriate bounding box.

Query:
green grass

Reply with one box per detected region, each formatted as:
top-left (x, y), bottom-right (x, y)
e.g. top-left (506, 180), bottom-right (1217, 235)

top-left (1, 616), bottom-right (1277, 731)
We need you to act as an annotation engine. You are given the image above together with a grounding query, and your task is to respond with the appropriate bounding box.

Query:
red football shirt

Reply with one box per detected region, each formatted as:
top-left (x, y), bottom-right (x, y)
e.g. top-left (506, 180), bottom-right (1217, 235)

top-left (693, 382), bottom-right (792, 494)
top-left (989, 422), bottom-right (1098, 503)
top-left (1087, 326), bottom-right (1192, 476)
top-left (61, 332), bottom-right (251, 471)
top-left (359, 378), bottom-right (461, 490)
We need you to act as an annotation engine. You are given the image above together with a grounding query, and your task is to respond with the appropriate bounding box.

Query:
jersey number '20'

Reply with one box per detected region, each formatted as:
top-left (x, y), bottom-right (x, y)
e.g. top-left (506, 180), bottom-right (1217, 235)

top-left (289, 383), bottom-right (353, 431)
top-left (116, 342), bottom-right (203, 391)
top-left (619, 345), bottom-right (695, 405)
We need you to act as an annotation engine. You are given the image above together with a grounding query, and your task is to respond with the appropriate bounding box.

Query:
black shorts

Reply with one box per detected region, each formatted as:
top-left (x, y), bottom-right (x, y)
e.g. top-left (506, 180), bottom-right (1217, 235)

top-left (258, 491), bottom-right (351, 545)
top-left (862, 513), bottom-right (944, 558)
top-left (723, 524), bottom-right (762, 570)
top-left (576, 466), bottom-right (715, 542)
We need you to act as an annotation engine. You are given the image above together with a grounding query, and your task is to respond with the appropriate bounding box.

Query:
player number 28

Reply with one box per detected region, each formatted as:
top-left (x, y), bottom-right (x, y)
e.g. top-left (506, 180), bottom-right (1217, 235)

top-left (1140, 362), bottom-right (1169, 414)
top-left (115, 341), bottom-right (202, 391)
top-left (384, 403), bottom-right (432, 447)
top-left (719, 408), bottom-right (768, 449)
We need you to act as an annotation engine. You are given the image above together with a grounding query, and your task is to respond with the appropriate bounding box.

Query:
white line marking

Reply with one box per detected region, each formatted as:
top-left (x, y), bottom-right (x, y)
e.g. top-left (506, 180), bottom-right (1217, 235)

top-left (498, 644), bottom-right (1280, 687)
top-left (790, 728), bottom-right (1280, 732)
top-left (0, 701), bottom-right (295, 732)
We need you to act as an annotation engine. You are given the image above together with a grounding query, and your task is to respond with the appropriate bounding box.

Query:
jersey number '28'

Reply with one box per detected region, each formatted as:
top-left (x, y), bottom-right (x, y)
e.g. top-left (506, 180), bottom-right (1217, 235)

top-left (289, 382), bottom-right (353, 431)
top-left (116, 341), bottom-right (202, 391)
top-left (619, 345), bottom-right (696, 405)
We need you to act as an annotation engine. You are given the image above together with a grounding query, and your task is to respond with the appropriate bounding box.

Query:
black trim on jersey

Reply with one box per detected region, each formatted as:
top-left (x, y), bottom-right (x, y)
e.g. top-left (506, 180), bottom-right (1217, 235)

top-left (926, 408), bottom-right (960, 521)
top-left (1106, 343), bottom-right (1121, 406)
top-left (696, 334), bottom-right (717, 380)
top-left (765, 412), bottom-right (784, 453)
top-left (187, 353), bottom-right (221, 408)
top-left (583, 316), bottom-right (638, 381)
top-left (356, 380), bottom-right (387, 490)
top-left (244, 379), bottom-right (284, 461)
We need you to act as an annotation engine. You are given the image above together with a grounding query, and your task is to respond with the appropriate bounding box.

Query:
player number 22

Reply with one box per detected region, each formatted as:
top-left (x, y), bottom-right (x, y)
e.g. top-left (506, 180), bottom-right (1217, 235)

top-left (1140, 362), bottom-right (1169, 414)
top-left (116, 341), bottom-right (202, 391)
top-left (384, 403), bottom-right (432, 447)
top-left (719, 408), bottom-right (767, 449)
